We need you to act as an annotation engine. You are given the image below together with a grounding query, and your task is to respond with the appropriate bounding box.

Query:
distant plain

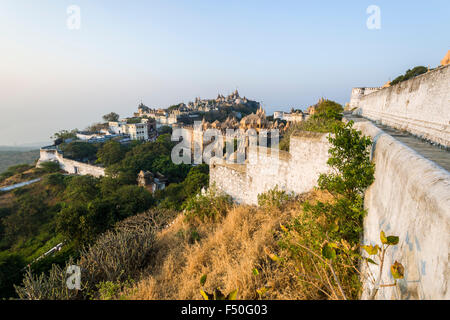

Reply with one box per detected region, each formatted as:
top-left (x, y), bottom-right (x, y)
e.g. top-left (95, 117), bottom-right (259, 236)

top-left (0, 148), bottom-right (40, 173)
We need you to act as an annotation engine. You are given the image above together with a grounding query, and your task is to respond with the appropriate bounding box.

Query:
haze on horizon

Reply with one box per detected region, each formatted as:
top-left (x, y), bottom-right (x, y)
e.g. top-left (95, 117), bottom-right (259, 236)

top-left (0, 0), bottom-right (448, 146)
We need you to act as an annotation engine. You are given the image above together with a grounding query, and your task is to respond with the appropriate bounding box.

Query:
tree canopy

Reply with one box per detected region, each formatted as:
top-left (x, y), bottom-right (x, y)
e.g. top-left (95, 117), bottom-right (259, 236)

top-left (96, 141), bottom-right (129, 167)
top-left (60, 141), bottom-right (98, 161)
top-left (391, 66), bottom-right (428, 85)
top-left (102, 112), bottom-right (120, 122)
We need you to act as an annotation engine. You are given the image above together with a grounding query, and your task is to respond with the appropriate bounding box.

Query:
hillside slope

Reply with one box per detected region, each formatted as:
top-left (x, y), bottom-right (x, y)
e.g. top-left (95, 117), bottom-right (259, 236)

top-left (0, 150), bottom-right (39, 174)
top-left (128, 190), bottom-right (357, 300)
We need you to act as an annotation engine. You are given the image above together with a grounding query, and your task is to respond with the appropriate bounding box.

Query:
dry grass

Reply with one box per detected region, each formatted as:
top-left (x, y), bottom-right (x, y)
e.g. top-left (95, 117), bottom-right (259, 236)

top-left (128, 189), bottom-right (339, 300)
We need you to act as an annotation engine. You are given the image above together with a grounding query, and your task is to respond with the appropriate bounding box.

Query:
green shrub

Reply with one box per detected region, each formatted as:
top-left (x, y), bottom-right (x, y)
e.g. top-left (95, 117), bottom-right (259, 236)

top-left (0, 252), bottom-right (26, 298)
top-left (275, 120), bottom-right (375, 299)
top-left (79, 213), bottom-right (156, 287)
top-left (314, 121), bottom-right (374, 243)
top-left (96, 278), bottom-right (135, 300)
top-left (280, 100), bottom-right (343, 151)
top-left (391, 66), bottom-right (427, 85)
top-left (96, 141), bottom-right (127, 167)
top-left (257, 186), bottom-right (291, 209)
top-left (44, 173), bottom-right (66, 187)
top-left (38, 161), bottom-right (61, 173)
top-left (60, 141), bottom-right (98, 161)
top-left (313, 99), bottom-right (344, 121)
top-left (15, 212), bottom-right (160, 300)
top-left (183, 186), bottom-right (233, 223)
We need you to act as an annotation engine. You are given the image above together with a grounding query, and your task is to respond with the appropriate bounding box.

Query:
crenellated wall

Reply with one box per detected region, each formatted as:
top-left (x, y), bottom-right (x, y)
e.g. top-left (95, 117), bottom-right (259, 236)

top-left (210, 131), bottom-right (331, 205)
top-left (351, 64), bottom-right (450, 147)
top-left (210, 121), bottom-right (450, 299)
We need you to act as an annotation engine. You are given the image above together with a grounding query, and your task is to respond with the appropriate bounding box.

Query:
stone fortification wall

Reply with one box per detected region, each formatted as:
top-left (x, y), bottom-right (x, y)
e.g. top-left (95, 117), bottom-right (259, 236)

top-left (352, 64), bottom-right (450, 147)
top-left (210, 121), bottom-right (449, 299)
top-left (353, 121), bottom-right (449, 300)
top-left (37, 147), bottom-right (105, 178)
top-left (210, 131), bottom-right (330, 205)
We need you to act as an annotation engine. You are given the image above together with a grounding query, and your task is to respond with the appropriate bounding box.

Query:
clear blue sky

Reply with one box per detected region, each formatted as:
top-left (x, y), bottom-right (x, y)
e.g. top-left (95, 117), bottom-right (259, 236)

top-left (0, 0), bottom-right (448, 145)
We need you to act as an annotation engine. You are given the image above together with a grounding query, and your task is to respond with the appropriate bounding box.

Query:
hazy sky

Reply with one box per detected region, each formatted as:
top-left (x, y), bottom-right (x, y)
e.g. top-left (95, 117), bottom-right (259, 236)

top-left (0, 0), bottom-right (448, 146)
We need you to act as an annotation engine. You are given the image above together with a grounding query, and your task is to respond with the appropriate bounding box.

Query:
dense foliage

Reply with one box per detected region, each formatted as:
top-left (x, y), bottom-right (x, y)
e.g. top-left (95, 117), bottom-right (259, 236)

top-left (102, 112), bottom-right (120, 122)
top-left (315, 120), bottom-right (375, 242)
top-left (280, 99), bottom-right (344, 151)
top-left (60, 141), bottom-right (99, 161)
top-left (0, 129), bottom-right (211, 299)
top-left (276, 121), bottom-right (375, 299)
top-left (390, 66), bottom-right (428, 85)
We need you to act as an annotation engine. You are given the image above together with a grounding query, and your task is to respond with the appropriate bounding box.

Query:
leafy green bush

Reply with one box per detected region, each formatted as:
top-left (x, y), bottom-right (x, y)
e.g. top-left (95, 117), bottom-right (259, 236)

top-left (2, 194), bottom-right (48, 244)
top-left (60, 141), bottom-right (98, 161)
top-left (155, 164), bottom-right (209, 210)
top-left (313, 100), bottom-right (344, 121)
top-left (183, 186), bottom-right (233, 223)
top-left (158, 125), bottom-right (173, 134)
top-left (44, 173), bottom-right (66, 187)
top-left (391, 66), bottom-right (427, 85)
top-left (37, 161), bottom-right (61, 174)
top-left (257, 186), bottom-right (291, 209)
top-left (0, 252), bottom-right (26, 298)
top-left (96, 278), bottom-right (135, 300)
top-left (105, 134), bottom-right (190, 184)
top-left (79, 213), bottom-right (156, 288)
top-left (96, 140), bottom-right (128, 166)
top-left (276, 120), bottom-right (375, 299)
top-left (316, 120), bottom-right (375, 243)
top-left (14, 211), bottom-right (163, 300)
top-left (280, 100), bottom-right (343, 151)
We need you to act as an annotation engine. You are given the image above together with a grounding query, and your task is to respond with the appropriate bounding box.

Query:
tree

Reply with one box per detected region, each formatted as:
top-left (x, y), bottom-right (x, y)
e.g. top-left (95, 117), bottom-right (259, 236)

top-left (0, 252), bottom-right (25, 298)
top-left (313, 120), bottom-right (375, 243)
top-left (280, 100), bottom-right (344, 151)
top-left (63, 175), bottom-right (100, 203)
top-left (111, 185), bottom-right (154, 219)
top-left (51, 129), bottom-right (77, 144)
top-left (158, 126), bottom-right (173, 135)
top-left (96, 141), bottom-right (127, 167)
top-left (2, 194), bottom-right (47, 243)
top-left (102, 112), bottom-right (120, 122)
top-left (56, 202), bottom-right (93, 246)
top-left (38, 161), bottom-right (61, 173)
top-left (182, 165), bottom-right (209, 197)
top-left (86, 122), bottom-right (108, 133)
top-left (44, 173), bottom-right (66, 187)
top-left (60, 141), bottom-right (98, 161)
top-left (391, 66), bottom-right (428, 85)
top-left (313, 99), bottom-right (344, 121)
top-left (318, 121), bottom-right (374, 199)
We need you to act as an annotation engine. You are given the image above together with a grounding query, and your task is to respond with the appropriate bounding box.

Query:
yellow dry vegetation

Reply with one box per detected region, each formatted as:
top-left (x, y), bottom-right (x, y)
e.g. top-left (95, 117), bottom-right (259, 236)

top-left (127, 189), bottom-right (350, 300)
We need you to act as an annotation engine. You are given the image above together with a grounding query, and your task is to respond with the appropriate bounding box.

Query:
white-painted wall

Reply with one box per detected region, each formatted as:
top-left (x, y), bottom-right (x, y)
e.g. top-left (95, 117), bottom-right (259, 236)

top-left (352, 65), bottom-right (450, 147)
top-left (37, 147), bottom-right (105, 178)
top-left (353, 121), bottom-right (450, 300)
top-left (210, 121), bottom-right (450, 299)
top-left (210, 131), bottom-right (331, 205)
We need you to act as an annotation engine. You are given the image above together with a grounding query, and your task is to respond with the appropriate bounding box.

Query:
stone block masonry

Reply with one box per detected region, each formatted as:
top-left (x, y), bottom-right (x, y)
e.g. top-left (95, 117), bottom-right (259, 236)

top-left (37, 146), bottom-right (105, 178)
top-left (351, 64), bottom-right (450, 147)
top-left (210, 131), bottom-right (331, 205)
top-left (210, 121), bottom-right (449, 299)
